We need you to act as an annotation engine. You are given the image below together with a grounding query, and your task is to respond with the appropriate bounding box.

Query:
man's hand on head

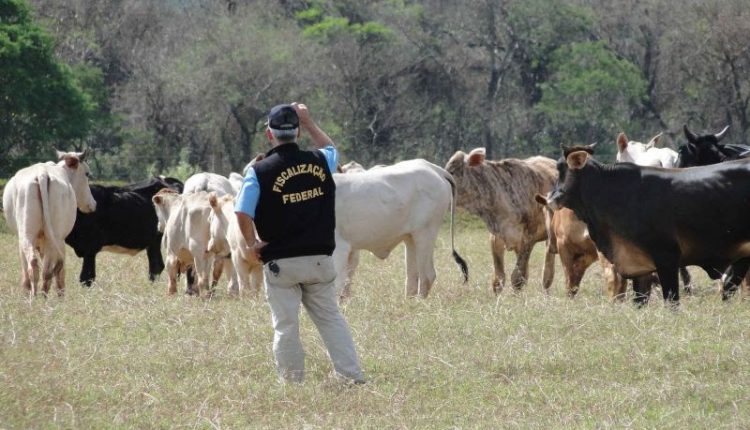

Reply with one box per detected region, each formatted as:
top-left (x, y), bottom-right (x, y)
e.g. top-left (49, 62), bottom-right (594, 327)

top-left (291, 102), bottom-right (312, 129)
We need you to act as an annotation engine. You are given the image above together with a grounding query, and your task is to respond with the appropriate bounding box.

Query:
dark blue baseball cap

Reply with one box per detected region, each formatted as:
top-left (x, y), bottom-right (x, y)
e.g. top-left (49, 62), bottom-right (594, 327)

top-left (267, 104), bottom-right (299, 131)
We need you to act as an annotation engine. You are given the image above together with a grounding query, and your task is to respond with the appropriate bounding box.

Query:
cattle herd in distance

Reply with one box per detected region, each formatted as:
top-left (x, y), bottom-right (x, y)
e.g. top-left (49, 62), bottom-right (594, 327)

top-left (2, 125), bottom-right (749, 308)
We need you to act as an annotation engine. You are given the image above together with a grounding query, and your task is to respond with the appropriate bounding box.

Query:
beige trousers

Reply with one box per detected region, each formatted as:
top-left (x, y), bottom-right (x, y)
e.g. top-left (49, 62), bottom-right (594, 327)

top-left (263, 254), bottom-right (364, 383)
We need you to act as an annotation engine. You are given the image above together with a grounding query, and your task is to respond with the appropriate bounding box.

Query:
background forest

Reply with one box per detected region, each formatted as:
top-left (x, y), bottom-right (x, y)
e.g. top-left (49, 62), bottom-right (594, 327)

top-left (2, 0), bottom-right (749, 180)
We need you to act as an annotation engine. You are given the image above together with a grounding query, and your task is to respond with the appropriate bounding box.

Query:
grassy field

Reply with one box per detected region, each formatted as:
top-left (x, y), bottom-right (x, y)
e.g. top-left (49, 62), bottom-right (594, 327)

top-left (0, 212), bottom-right (749, 428)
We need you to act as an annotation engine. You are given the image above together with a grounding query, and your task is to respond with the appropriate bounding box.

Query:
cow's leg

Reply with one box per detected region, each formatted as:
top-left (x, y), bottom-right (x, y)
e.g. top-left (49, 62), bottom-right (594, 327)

top-left (79, 254), bottom-right (96, 286)
top-left (631, 275), bottom-right (653, 307)
top-left (223, 257), bottom-right (240, 295)
top-left (192, 255), bottom-right (212, 297)
top-left (600, 254), bottom-right (626, 301)
top-left (655, 262), bottom-right (680, 306)
top-left (404, 236), bottom-right (419, 297)
top-left (413, 230), bottom-right (438, 298)
top-left (679, 267), bottom-right (692, 295)
top-left (166, 256), bottom-right (179, 295)
top-left (40, 253), bottom-right (57, 297)
top-left (185, 266), bottom-right (196, 295)
top-left (146, 241), bottom-right (165, 282)
top-left (511, 243), bottom-right (533, 291)
top-left (345, 251), bottom-right (360, 297)
top-left (722, 257), bottom-right (750, 301)
top-left (559, 248), bottom-right (576, 297)
top-left (18, 239), bottom-right (35, 294)
top-left (490, 234), bottom-right (506, 294)
top-left (541, 241), bottom-right (555, 292)
top-left (53, 259), bottom-right (65, 297)
top-left (250, 265), bottom-right (264, 296)
top-left (332, 238), bottom-right (354, 301)
top-left (210, 257), bottom-right (224, 289)
top-left (231, 253), bottom-right (250, 295)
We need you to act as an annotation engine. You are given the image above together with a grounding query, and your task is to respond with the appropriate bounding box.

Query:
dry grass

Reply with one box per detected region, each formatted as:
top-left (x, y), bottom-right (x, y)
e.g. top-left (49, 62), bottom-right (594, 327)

top-left (0, 212), bottom-right (749, 428)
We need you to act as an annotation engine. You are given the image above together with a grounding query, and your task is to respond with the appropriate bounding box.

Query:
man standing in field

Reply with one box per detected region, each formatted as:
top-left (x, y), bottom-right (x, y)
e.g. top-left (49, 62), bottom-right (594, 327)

top-left (235, 102), bottom-right (365, 384)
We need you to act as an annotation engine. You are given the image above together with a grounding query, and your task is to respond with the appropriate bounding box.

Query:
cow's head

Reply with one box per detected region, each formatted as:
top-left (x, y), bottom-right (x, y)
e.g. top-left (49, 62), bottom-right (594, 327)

top-left (207, 193), bottom-right (234, 254)
top-left (676, 124), bottom-right (731, 167)
top-left (56, 149), bottom-right (96, 213)
top-left (445, 148), bottom-right (486, 207)
top-left (340, 161), bottom-right (366, 173)
top-left (445, 148), bottom-right (485, 176)
top-left (615, 132), bottom-right (662, 164)
top-left (549, 147), bottom-right (594, 211)
top-left (152, 188), bottom-right (181, 233)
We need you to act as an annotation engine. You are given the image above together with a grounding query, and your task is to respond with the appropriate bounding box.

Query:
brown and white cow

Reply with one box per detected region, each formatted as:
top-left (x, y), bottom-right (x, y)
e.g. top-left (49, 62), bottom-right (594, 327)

top-left (207, 194), bottom-right (264, 295)
top-left (333, 159), bottom-right (468, 299)
top-left (152, 189), bottom-right (216, 296)
top-left (445, 148), bottom-right (557, 293)
top-left (536, 193), bottom-right (626, 299)
top-left (2, 150), bottom-right (97, 296)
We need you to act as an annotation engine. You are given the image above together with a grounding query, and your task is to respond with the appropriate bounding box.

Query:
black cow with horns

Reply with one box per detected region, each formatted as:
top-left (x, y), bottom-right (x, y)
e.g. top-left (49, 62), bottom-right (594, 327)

top-left (676, 124), bottom-right (750, 168)
top-left (65, 176), bottom-right (184, 286)
top-left (548, 148), bottom-right (750, 306)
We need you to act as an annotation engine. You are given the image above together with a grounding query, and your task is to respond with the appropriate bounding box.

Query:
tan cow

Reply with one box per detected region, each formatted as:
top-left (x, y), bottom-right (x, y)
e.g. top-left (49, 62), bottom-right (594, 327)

top-left (152, 189), bottom-right (216, 296)
top-left (535, 194), bottom-right (626, 299)
top-left (445, 148), bottom-right (556, 293)
top-left (207, 194), bottom-right (264, 295)
top-left (2, 151), bottom-right (97, 296)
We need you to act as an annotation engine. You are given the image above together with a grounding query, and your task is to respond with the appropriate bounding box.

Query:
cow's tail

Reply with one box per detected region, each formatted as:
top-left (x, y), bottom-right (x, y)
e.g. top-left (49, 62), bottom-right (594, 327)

top-left (38, 173), bottom-right (65, 259)
top-left (443, 172), bottom-right (469, 283)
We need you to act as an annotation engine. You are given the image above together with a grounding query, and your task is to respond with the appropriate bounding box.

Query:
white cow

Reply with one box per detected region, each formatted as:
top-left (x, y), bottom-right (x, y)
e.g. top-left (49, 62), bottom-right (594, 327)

top-left (207, 194), bottom-right (264, 295)
top-left (333, 159), bottom-right (467, 299)
top-left (183, 172), bottom-right (235, 196)
top-left (182, 172), bottom-right (237, 291)
top-left (3, 150), bottom-right (97, 295)
top-left (615, 132), bottom-right (679, 167)
top-left (152, 189), bottom-right (216, 296)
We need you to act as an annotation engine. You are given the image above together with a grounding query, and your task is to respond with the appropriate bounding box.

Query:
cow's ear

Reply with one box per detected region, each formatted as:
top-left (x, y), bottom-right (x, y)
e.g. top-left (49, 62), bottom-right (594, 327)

top-left (646, 133), bottom-right (662, 149)
top-left (467, 147), bottom-right (486, 166)
top-left (566, 151), bottom-right (590, 170)
top-left (64, 154), bottom-right (80, 169)
top-left (254, 153), bottom-right (265, 162)
top-left (616, 132), bottom-right (628, 152)
top-left (56, 149), bottom-right (66, 161)
top-left (534, 193), bottom-right (548, 206)
top-left (336, 164), bottom-right (343, 173)
top-left (153, 195), bottom-right (163, 205)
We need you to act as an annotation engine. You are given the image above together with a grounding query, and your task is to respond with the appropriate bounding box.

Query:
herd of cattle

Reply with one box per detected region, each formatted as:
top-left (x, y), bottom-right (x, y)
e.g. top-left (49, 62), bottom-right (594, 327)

top-left (3, 125), bottom-right (750, 307)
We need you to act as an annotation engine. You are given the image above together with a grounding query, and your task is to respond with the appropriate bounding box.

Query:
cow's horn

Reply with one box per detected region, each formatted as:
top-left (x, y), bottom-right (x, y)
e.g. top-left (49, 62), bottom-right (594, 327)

top-left (715, 125), bottom-right (730, 141)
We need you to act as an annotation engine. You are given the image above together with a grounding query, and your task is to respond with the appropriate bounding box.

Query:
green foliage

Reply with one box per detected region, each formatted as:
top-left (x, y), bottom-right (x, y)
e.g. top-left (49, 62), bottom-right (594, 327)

top-left (298, 5), bottom-right (392, 43)
top-left (0, 0), bottom-right (97, 175)
top-left (149, 147), bottom-right (200, 182)
top-left (536, 41), bottom-right (647, 155)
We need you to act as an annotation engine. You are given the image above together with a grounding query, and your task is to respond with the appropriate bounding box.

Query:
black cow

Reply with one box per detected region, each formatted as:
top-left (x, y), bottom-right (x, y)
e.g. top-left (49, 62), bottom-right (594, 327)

top-left (65, 176), bottom-right (184, 286)
top-left (549, 150), bottom-right (750, 305)
top-left (676, 124), bottom-right (750, 167)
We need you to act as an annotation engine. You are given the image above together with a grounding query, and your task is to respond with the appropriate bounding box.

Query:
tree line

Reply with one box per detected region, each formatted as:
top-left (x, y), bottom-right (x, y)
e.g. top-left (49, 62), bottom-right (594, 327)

top-left (2, 0), bottom-right (749, 180)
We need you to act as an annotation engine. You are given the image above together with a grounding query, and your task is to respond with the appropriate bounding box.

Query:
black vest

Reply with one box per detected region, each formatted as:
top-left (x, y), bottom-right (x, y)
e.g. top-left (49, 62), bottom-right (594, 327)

top-left (252, 143), bottom-right (336, 262)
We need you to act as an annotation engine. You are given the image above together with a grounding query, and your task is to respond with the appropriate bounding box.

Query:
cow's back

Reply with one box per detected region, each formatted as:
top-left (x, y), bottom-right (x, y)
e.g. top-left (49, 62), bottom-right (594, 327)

top-left (334, 159), bottom-right (452, 254)
top-left (4, 164), bottom-right (76, 239)
top-left (459, 156), bottom-right (556, 248)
